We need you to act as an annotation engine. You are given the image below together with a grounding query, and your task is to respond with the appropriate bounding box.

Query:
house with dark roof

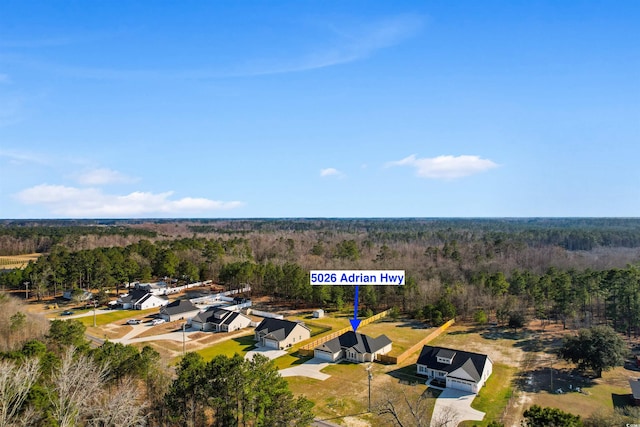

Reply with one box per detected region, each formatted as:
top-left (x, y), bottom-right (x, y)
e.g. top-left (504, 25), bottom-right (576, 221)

top-left (416, 345), bottom-right (493, 393)
top-left (314, 331), bottom-right (392, 363)
top-left (630, 378), bottom-right (640, 405)
top-left (133, 293), bottom-right (168, 310)
top-left (159, 299), bottom-right (201, 322)
top-left (254, 318), bottom-right (311, 349)
top-left (191, 307), bottom-right (252, 332)
top-left (117, 290), bottom-right (151, 309)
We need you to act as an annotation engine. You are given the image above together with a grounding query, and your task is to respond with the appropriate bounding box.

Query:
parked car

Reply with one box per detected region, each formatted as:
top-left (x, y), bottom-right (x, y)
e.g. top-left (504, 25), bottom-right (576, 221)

top-left (126, 319), bottom-right (141, 325)
top-left (60, 310), bottom-right (74, 316)
top-left (151, 318), bottom-right (166, 326)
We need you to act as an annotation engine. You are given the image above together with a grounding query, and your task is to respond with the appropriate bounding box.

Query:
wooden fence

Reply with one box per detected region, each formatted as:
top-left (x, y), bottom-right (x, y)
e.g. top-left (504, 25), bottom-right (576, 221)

top-left (377, 319), bottom-right (455, 364)
top-left (298, 309), bottom-right (393, 356)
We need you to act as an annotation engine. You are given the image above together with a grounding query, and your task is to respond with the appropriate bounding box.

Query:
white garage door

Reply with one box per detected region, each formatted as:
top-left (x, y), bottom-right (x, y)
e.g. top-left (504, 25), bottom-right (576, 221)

top-left (314, 350), bottom-right (335, 362)
top-left (447, 378), bottom-right (474, 392)
top-left (264, 338), bottom-right (279, 349)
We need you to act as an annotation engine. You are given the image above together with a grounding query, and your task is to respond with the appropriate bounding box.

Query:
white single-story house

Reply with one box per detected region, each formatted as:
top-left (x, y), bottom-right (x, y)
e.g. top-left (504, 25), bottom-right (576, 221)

top-left (191, 307), bottom-right (252, 332)
top-left (416, 345), bottom-right (493, 393)
top-left (254, 318), bottom-right (311, 349)
top-left (133, 293), bottom-right (168, 310)
top-left (117, 290), bottom-right (150, 309)
top-left (159, 299), bottom-right (201, 322)
top-left (314, 331), bottom-right (392, 363)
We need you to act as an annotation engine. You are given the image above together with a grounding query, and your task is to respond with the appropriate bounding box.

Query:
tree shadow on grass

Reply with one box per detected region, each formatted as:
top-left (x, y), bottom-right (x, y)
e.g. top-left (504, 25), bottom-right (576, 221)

top-left (480, 329), bottom-right (529, 341)
top-left (519, 367), bottom-right (596, 394)
top-left (513, 334), bottom-right (559, 353)
top-left (233, 335), bottom-right (257, 352)
top-left (385, 365), bottom-right (425, 386)
top-left (288, 352), bottom-right (313, 365)
top-left (394, 320), bottom-right (431, 329)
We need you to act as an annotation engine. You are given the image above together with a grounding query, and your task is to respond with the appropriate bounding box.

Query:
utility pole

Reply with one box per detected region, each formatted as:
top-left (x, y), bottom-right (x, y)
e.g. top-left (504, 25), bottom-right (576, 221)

top-left (182, 323), bottom-right (186, 355)
top-left (23, 281), bottom-right (29, 300)
top-left (93, 300), bottom-right (97, 327)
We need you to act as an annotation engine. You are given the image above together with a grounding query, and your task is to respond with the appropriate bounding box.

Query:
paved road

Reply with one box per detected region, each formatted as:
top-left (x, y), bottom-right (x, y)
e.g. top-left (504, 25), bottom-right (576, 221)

top-left (112, 325), bottom-right (199, 345)
top-left (431, 388), bottom-right (485, 426)
top-left (56, 309), bottom-right (112, 320)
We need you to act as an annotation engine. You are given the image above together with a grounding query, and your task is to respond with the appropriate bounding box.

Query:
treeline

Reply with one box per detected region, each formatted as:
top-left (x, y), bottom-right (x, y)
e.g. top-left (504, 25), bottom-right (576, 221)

top-left (2, 232), bottom-right (639, 337)
top-left (0, 294), bottom-right (313, 426)
top-left (0, 223), bottom-right (157, 255)
top-left (3, 218), bottom-right (640, 256)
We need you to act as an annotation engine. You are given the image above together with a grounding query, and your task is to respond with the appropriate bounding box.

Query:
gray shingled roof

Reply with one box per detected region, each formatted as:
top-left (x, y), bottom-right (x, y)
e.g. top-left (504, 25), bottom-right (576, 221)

top-left (118, 290), bottom-right (149, 304)
top-left (161, 299), bottom-right (198, 315)
top-left (192, 308), bottom-right (242, 326)
top-left (417, 345), bottom-right (490, 383)
top-left (255, 318), bottom-right (308, 341)
top-left (317, 332), bottom-right (392, 355)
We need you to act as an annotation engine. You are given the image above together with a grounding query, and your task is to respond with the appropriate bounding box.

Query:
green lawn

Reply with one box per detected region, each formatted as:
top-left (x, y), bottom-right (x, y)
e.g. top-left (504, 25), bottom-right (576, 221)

top-left (289, 314), bottom-right (350, 330)
top-left (75, 308), bottom-right (159, 327)
top-left (358, 320), bottom-right (434, 356)
top-left (460, 363), bottom-right (517, 426)
top-left (196, 335), bottom-right (256, 360)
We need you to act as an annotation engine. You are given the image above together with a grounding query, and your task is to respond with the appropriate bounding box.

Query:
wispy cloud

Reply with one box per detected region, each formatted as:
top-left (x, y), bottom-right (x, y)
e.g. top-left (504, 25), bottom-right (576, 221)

top-left (0, 148), bottom-right (49, 165)
top-left (75, 168), bottom-right (137, 185)
top-left (15, 184), bottom-right (244, 217)
top-left (386, 154), bottom-right (499, 179)
top-left (320, 167), bottom-right (344, 178)
top-left (1, 14), bottom-right (424, 81)
top-left (239, 14), bottom-right (424, 76)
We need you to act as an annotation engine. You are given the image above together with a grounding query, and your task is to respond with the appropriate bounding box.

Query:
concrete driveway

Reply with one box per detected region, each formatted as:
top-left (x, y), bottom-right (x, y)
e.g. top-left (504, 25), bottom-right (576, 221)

top-left (245, 346), bottom-right (287, 361)
top-left (279, 358), bottom-right (331, 381)
top-left (113, 325), bottom-right (198, 345)
top-left (431, 388), bottom-right (484, 426)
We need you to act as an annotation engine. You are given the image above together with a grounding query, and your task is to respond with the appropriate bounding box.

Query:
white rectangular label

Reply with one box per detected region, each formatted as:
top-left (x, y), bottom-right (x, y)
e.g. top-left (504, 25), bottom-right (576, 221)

top-left (310, 270), bottom-right (405, 285)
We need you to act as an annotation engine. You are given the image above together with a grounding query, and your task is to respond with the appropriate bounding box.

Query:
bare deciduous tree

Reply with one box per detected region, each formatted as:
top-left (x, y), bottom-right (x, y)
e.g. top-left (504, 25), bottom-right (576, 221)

top-left (50, 347), bottom-right (109, 427)
top-left (376, 388), bottom-right (434, 427)
top-left (87, 377), bottom-right (147, 427)
top-left (0, 358), bottom-right (40, 427)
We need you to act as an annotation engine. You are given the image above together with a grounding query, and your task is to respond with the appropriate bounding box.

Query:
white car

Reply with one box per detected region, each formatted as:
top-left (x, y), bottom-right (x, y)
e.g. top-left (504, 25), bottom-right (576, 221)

top-left (151, 318), bottom-right (166, 326)
top-left (126, 319), bottom-right (141, 325)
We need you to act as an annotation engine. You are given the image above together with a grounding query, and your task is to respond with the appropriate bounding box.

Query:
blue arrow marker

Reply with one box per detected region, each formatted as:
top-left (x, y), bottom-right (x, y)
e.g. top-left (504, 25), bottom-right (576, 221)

top-left (350, 285), bottom-right (361, 332)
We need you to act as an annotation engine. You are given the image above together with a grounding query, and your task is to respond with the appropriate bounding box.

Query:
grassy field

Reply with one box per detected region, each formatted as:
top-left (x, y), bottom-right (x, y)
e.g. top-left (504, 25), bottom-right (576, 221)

top-left (527, 366), bottom-right (635, 418)
top-left (460, 363), bottom-right (517, 427)
top-left (0, 253), bottom-right (42, 269)
top-left (196, 335), bottom-right (257, 359)
top-left (73, 308), bottom-right (159, 327)
top-left (358, 319), bottom-right (434, 356)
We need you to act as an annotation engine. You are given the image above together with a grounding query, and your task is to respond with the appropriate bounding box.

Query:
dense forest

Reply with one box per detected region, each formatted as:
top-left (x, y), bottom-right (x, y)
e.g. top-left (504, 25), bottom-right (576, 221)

top-left (1, 219), bottom-right (640, 426)
top-left (2, 218), bottom-right (640, 338)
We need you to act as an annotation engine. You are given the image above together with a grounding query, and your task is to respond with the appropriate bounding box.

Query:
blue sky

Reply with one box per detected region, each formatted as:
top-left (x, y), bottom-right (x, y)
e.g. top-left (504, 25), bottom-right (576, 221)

top-left (0, 1), bottom-right (638, 218)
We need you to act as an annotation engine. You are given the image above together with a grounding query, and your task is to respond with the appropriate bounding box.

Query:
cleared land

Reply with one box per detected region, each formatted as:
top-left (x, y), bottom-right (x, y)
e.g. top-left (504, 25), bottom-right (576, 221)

top-left (0, 253), bottom-right (42, 269)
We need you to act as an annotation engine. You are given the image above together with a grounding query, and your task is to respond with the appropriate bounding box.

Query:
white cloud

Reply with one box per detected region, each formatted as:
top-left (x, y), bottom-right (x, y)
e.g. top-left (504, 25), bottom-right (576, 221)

top-left (386, 154), bottom-right (498, 179)
top-left (320, 167), bottom-right (344, 178)
top-left (75, 168), bottom-right (137, 185)
top-left (15, 184), bottom-right (244, 217)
